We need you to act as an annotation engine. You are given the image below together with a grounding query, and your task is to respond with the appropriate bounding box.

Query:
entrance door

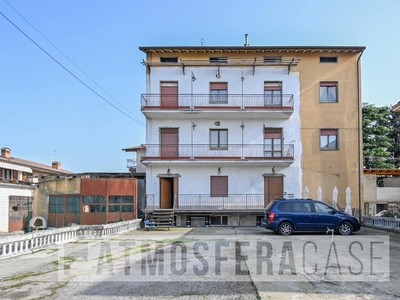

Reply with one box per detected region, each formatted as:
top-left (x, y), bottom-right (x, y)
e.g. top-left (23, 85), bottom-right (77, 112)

top-left (160, 177), bottom-right (179, 209)
top-left (160, 128), bottom-right (179, 157)
top-left (264, 176), bottom-right (283, 207)
top-left (161, 82), bottom-right (178, 107)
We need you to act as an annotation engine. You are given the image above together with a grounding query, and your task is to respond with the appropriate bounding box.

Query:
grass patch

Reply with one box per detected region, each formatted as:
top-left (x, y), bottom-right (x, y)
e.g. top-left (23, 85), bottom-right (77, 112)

top-left (2, 281), bottom-right (30, 290)
top-left (7, 271), bottom-right (46, 281)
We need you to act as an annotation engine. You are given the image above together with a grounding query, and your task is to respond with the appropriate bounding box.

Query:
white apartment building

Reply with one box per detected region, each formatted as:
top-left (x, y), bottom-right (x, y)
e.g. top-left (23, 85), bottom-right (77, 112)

top-left (139, 41), bottom-right (365, 226)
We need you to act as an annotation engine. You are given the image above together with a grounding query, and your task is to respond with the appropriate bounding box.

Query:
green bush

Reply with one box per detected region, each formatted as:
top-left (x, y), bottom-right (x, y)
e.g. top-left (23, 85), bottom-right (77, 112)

top-left (383, 210), bottom-right (398, 218)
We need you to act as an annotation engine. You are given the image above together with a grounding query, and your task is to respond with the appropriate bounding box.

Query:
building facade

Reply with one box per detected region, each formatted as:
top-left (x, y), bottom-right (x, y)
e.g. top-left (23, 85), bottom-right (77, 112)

top-left (0, 147), bottom-right (72, 232)
top-left (139, 41), bottom-right (365, 226)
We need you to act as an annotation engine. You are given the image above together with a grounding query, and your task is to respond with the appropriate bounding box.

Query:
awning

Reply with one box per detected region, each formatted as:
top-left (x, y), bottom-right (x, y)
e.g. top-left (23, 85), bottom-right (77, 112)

top-left (0, 162), bottom-right (32, 173)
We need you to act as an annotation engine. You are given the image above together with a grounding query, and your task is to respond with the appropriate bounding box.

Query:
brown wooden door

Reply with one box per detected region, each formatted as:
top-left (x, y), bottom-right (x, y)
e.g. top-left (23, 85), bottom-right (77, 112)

top-left (161, 82), bottom-right (178, 107)
top-left (160, 128), bottom-right (178, 157)
top-left (160, 178), bottom-right (173, 209)
top-left (264, 176), bottom-right (283, 207)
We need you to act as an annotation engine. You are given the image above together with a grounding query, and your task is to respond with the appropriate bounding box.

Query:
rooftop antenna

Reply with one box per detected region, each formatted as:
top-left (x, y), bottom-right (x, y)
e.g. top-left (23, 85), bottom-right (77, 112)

top-left (201, 38), bottom-right (204, 46)
top-left (53, 149), bottom-right (58, 161)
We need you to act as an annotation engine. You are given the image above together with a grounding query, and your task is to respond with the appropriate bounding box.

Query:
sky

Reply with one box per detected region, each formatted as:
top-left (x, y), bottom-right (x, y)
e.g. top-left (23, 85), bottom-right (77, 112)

top-left (1, 0), bottom-right (400, 173)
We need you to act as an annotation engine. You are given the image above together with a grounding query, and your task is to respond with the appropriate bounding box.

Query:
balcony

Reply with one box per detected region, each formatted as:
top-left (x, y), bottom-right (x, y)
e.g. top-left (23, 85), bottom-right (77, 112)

top-left (141, 144), bottom-right (294, 166)
top-left (145, 194), bottom-right (280, 212)
top-left (126, 159), bottom-right (136, 168)
top-left (141, 94), bottom-right (294, 119)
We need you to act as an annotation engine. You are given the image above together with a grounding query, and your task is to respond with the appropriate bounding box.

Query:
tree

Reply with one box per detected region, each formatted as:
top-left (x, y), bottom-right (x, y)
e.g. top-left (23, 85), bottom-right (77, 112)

top-left (362, 103), bottom-right (395, 169)
top-left (388, 109), bottom-right (400, 168)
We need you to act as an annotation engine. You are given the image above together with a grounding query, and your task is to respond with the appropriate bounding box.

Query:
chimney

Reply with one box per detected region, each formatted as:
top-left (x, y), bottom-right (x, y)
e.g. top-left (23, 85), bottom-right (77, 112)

top-left (1, 147), bottom-right (11, 158)
top-left (244, 34), bottom-right (249, 46)
top-left (52, 161), bottom-right (61, 170)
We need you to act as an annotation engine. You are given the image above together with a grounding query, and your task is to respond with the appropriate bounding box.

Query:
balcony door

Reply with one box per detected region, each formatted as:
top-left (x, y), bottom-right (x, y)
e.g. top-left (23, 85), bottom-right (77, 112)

top-left (264, 176), bottom-right (283, 207)
top-left (264, 128), bottom-right (282, 157)
top-left (264, 82), bottom-right (282, 106)
top-left (160, 128), bottom-right (178, 157)
top-left (160, 82), bottom-right (178, 107)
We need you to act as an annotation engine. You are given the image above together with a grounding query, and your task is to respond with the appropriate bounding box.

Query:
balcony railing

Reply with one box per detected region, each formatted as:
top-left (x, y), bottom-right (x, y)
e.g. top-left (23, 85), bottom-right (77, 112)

top-left (142, 144), bottom-right (294, 160)
top-left (145, 194), bottom-right (281, 211)
top-left (126, 159), bottom-right (136, 168)
top-left (177, 194), bottom-right (265, 210)
top-left (141, 94), bottom-right (294, 110)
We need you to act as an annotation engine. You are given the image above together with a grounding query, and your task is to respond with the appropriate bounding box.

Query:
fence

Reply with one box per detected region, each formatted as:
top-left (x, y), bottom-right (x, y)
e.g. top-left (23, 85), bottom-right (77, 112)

top-left (0, 219), bottom-right (140, 260)
top-left (363, 216), bottom-right (400, 231)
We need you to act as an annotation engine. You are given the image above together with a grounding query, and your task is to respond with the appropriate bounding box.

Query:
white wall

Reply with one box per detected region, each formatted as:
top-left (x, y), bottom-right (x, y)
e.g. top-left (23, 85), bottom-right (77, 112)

top-left (147, 164), bottom-right (301, 201)
top-left (147, 66), bottom-right (299, 95)
top-left (145, 66), bottom-right (302, 202)
top-left (0, 184), bottom-right (34, 232)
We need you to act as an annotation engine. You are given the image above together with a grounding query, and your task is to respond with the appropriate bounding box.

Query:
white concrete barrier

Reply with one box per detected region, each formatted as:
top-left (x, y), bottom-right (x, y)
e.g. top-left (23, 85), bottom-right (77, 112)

top-left (0, 219), bottom-right (141, 259)
top-left (363, 216), bottom-right (400, 231)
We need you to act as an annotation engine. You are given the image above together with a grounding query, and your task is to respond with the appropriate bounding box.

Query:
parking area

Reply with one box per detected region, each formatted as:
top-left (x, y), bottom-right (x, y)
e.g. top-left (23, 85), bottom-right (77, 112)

top-left (0, 226), bottom-right (399, 299)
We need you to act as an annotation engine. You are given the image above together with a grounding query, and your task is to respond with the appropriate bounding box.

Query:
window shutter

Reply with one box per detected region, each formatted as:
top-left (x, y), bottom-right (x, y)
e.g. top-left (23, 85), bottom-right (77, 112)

top-left (264, 82), bottom-right (282, 90)
top-left (210, 82), bottom-right (227, 90)
top-left (321, 129), bottom-right (337, 135)
top-left (264, 128), bottom-right (282, 138)
top-left (210, 176), bottom-right (228, 197)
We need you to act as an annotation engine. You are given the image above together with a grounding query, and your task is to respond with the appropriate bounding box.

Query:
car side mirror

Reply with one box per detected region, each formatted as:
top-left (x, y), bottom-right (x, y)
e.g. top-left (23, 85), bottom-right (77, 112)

top-left (331, 210), bottom-right (336, 215)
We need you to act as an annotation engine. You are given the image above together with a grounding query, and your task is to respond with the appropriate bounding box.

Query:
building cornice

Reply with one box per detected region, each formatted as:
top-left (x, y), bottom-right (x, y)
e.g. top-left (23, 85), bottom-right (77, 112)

top-left (139, 46), bottom-right (366, 54)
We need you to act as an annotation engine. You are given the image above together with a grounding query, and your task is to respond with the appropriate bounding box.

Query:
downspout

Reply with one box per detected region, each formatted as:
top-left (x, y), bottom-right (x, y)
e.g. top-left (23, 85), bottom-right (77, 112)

top-left (357, 49), bottom-right (364, 221)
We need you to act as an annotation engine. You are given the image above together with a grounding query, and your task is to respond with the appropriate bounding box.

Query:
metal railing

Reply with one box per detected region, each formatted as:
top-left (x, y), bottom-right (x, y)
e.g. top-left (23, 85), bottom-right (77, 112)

top-left (144, 194), bottom-right (280, 211)
top-left (142, 144), bottom-right (294, 160)
top-left (141, 94), bottom-right (294, 109)
top-left (127, 158), bottom-right (137, 168)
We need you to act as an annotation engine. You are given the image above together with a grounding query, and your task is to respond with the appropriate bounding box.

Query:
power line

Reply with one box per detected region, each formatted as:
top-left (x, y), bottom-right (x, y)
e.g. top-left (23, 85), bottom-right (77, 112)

top-left (0, 10), bottom-right (145, 127)
top-left (3, 0), bottom-right (142, 124)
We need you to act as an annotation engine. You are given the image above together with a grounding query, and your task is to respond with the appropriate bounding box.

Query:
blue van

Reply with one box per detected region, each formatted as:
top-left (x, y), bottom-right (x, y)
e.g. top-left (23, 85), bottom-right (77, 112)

top-left (261, 198), bottom-right (362, 235)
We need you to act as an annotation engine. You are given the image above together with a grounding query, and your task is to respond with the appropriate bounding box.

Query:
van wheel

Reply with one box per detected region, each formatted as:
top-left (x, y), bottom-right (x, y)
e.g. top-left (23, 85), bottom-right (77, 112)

top-left (338, 222), bottom-right (353, 235)
top-left (278, 222), bottom-right (293, 236)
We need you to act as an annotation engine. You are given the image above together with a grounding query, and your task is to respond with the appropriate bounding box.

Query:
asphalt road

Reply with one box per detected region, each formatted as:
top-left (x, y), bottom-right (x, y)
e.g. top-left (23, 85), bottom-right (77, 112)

top-left (0, 226), bottom-right (399, 300)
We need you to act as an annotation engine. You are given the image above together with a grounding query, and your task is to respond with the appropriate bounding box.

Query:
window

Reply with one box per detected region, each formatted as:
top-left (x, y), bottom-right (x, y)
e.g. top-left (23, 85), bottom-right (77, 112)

top-left (264, 56), bottom-right (282, 63)
top-left (278, 202), bottom-right (292, 212)
top-left (1, 168), bottom-right (11, 179)
top-left (108, 196), bottom-right (134, 213)
top-left (320, 57), bottom-right (338, 63)
top-left (320, 82), bottom-right (338, 102)
top-left (49, 196), bottom-right (65, 213)
top-left (320, 129), bottom-right (338, 150)
top-left (314, 202), bottom-right (333, 214)
top-left (82, 196), bottom-right (105, 213)
top-left (210, 216), bottom-right (221, 226)
top-left (67, 195), bottom-right (80, 213)
top-left (293, 202), bottom-right (311, 212)
top-left (264, 128), bottom-right (282, 157)
top-left (160, 57), bottom-right (178, 63)
top-left (210, 176), bottom-right (228, 197)
top-left (210, 82), bottom-right (227, 103)
top-left (210, 57), bottom-right (228, 63)
top-left (264, 82), bottom-right (282, 106)
top-left (210, 129), bottom-right (228, 149)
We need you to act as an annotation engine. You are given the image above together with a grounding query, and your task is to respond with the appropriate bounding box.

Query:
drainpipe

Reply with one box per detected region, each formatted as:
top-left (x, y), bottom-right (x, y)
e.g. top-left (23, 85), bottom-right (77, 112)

top-left (241, 121), bottom-right (245, 159)
top-left (357, 49), bottom-right (364, 221)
